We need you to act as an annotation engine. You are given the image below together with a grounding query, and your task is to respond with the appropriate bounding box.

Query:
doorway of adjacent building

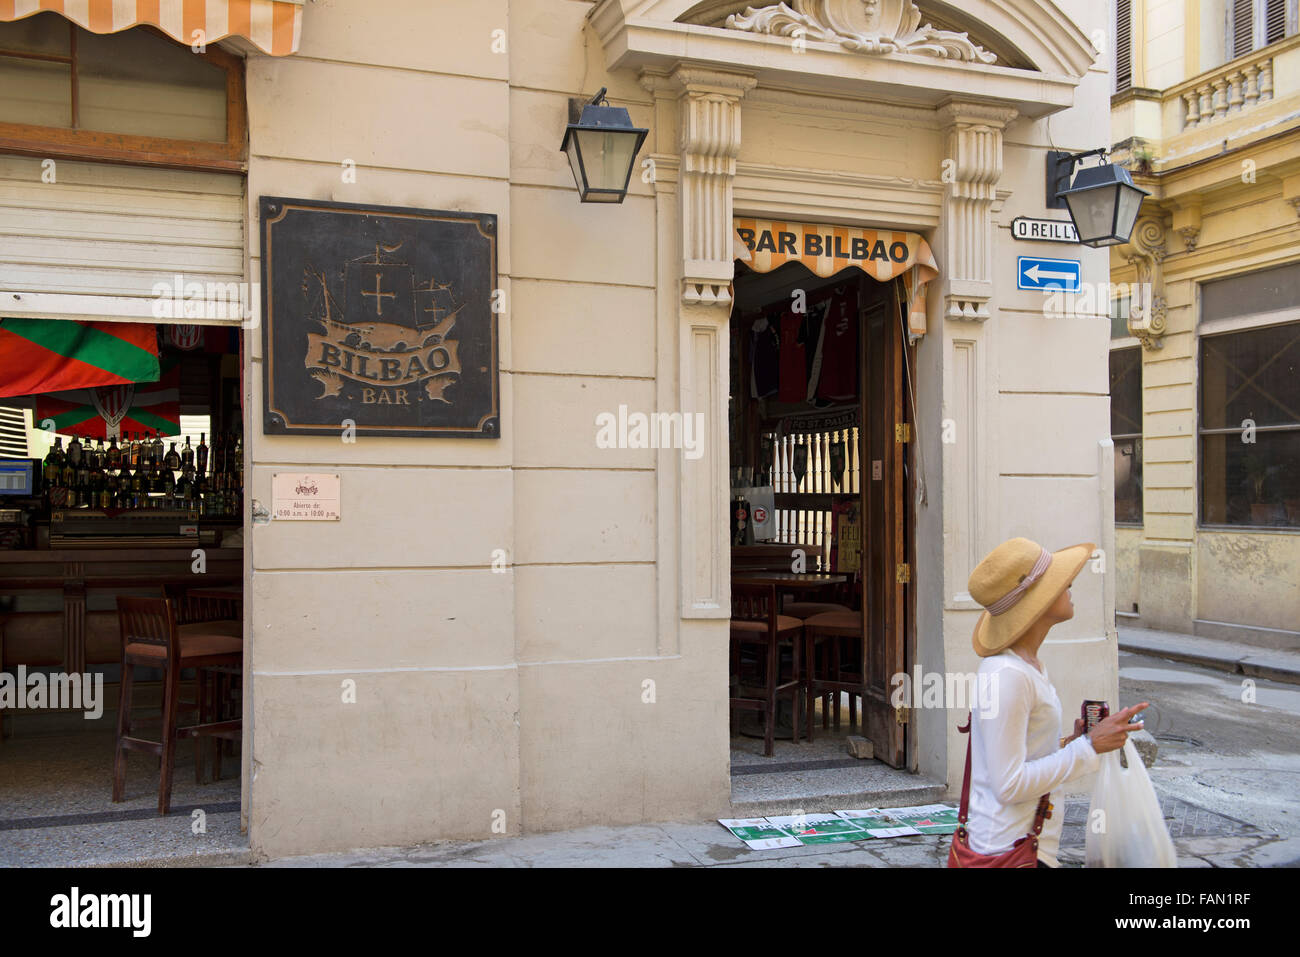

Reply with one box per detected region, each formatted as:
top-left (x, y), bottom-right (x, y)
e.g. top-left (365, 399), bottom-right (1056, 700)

top-left (726, 254), bottom-right (913, 792)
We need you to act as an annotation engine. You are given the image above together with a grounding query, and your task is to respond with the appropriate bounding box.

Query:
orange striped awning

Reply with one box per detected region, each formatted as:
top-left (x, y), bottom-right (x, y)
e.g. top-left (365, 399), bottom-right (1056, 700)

top-left (734, 219), bottom-right (940, 338)
top-left (0, 0), bottom-right (302, 56)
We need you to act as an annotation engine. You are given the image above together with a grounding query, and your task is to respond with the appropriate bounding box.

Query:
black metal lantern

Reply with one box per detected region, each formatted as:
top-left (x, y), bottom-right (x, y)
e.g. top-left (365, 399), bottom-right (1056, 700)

top-left (1051, 150), bottom-right (1150, 248)
top-left (560, 88), bottom-right (648, 204)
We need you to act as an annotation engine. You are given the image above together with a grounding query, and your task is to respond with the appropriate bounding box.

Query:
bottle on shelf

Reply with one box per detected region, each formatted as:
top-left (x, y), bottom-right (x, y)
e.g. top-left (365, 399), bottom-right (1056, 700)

top-left (67, 435), bottom-right (83, 467)
top-left (106, 435), bottom-right (122, 469)
top-left (196, 433), bottom-right (209, 477)
top-left (92, 438), bottom-right (105, 470)
top-left (151, 431), bottom-right (164, 468)
top-left (43, 437), bottom-right (65, 484)
top-left (181, 435), bottom-right (194, 471)
top-left (164, 441), bottom-right (180, 470)
top-left (129, 433), bottom-right (141, 468)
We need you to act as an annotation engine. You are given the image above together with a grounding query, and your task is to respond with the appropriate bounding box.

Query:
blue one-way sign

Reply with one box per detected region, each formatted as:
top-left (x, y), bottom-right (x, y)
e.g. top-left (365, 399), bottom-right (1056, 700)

top-left (1017, 256), bottom-right (1081, 292)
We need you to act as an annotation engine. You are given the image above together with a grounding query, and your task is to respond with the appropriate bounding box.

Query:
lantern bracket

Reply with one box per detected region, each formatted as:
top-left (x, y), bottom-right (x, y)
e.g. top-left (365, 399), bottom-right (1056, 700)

top-left (1046, 147), bottom-right (1108, 209)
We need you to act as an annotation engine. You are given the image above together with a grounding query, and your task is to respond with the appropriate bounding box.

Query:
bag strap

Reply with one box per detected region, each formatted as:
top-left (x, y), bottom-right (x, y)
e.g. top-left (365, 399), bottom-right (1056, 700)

top-left (955, 712), bottom-right (1052, 835)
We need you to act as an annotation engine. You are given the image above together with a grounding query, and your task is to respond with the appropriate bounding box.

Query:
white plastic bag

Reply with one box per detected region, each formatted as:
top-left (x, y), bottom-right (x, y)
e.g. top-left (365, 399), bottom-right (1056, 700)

top-left (1085, 739), bottom-right (1177, 867)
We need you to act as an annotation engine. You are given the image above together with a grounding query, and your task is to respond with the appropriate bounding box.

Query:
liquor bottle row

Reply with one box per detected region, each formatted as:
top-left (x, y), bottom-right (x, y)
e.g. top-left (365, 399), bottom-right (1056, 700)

top-left (45, 431), bottom-right (241, 476)
top-left (40, 431), bottom-right (243, 516)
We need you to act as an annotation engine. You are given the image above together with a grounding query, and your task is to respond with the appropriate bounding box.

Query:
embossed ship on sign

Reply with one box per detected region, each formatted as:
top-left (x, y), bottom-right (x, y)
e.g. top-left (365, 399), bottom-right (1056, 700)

top-left (261, 198), bottom-right (499, 438)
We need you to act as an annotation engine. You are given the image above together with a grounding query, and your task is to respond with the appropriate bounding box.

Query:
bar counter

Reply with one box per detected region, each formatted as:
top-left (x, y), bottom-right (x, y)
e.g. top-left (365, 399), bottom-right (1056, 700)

top-left (0, 547), bottom-right (241, 674)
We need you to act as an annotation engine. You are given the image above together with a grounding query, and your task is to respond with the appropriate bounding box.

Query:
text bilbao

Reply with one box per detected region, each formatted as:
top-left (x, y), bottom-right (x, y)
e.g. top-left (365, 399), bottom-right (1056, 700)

top-left (736, 228), bottom-right (913, 263)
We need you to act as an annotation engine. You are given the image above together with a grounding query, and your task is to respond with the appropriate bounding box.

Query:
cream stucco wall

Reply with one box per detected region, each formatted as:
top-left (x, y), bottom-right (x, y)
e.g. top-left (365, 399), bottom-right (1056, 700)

top-left (1109, 2), bottom-right (1300, 650)
top-left (237, 0), bottom-right (1124, 857)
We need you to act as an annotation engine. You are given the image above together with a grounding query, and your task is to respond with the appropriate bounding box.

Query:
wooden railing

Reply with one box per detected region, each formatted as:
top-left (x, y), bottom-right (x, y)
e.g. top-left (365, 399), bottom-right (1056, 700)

top-left (766, 426), bottom-right (861, 569)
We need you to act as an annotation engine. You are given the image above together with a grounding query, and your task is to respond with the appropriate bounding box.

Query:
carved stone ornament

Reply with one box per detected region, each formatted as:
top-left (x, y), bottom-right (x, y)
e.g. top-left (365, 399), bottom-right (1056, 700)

top-left (726, 0), bottom-right (998, 63)
top-left (1124, 216), bottom-right (1168, 351)
top-left (1176, 225), bottom-right (1200, 252)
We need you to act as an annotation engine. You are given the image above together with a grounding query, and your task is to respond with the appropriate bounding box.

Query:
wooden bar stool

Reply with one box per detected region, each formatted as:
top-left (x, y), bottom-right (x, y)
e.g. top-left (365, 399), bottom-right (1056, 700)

top-left (113, 597), bottom-right (243, 814)
top-left (730, 582), bottom-right (803, 756)
top-left (802, 610), bottom-right (865, 741)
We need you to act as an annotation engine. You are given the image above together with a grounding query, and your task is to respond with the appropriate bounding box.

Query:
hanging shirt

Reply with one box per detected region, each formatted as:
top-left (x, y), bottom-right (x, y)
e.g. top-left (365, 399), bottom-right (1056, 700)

top-left (815, 285), bottom-right (858, 401)
top-left (778, 309), bottom-right (808, 403)
top-left (750, 314), bottom-right (780, 399)
top-left (966, 651), bottom-right (1101, 867)
top-left (801, 296), bottom-right (830, 401)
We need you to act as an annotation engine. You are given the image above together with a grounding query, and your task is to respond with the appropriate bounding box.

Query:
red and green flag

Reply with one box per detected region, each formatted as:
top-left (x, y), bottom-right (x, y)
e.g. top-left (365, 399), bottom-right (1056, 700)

top-left (0, 318), bottom-right (159, 399)
top-left (36, 358), bottom-right (181, 439)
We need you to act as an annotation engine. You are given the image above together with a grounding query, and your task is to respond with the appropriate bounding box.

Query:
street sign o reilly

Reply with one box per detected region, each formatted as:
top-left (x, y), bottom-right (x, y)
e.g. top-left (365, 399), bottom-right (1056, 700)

top-left (1011, 217), bottom-right (1079, 243)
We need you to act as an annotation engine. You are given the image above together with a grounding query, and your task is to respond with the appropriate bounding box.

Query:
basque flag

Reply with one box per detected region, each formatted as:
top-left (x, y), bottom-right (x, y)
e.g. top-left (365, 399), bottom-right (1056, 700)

top-left (0, 318), bottom-right (159, 399)
top-left (35, 358), bottom-right (181, 439)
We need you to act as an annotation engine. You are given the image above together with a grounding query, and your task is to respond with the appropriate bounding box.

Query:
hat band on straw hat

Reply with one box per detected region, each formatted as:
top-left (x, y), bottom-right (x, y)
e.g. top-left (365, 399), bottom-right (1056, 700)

top-left (985, 546), bottom-right (1052, 616)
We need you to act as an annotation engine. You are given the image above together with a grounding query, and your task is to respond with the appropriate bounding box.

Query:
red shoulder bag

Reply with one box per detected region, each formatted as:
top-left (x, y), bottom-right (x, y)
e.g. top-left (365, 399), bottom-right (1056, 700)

top-left (947, 712), bottom-right (1052, 868)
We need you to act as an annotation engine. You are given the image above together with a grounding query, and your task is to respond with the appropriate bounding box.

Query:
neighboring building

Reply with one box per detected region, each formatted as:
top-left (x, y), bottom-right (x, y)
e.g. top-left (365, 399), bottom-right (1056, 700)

top-left (1109, 0), bottom-right (1300, 646)
top-left (3, 0), bottom-right (1122, 860)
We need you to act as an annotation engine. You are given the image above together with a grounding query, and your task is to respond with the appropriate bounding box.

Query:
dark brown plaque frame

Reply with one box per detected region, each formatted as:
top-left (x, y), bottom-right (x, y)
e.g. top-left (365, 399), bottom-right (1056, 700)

top-left (260, 196), bottom-right (499, 438)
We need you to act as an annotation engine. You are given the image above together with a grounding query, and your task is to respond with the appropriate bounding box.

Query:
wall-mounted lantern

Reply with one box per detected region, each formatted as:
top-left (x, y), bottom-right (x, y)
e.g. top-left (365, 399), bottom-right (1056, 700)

top-left (1047, 149), bottom-right (1150, 247)
top-left (560, 88), bottom-right (648, 204)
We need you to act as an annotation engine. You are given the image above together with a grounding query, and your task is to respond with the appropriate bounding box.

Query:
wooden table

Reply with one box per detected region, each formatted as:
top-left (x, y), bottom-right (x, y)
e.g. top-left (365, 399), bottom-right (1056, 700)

top-left (185, 587), bottom-right (243, 601)
top-left (731, 572), bottom-right (847, 592)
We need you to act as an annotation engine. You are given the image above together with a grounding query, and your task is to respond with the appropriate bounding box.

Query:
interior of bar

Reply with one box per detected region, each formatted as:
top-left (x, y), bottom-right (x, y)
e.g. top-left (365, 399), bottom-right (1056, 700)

top-left (0, 320), bottom-right (246, 860)
top-left (727, 252), bottom-right (913, 794)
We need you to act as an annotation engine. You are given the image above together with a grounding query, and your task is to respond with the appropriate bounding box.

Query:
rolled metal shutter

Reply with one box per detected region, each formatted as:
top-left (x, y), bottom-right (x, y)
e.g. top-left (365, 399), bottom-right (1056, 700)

top-left (0, 155), bottom-right (244, 326)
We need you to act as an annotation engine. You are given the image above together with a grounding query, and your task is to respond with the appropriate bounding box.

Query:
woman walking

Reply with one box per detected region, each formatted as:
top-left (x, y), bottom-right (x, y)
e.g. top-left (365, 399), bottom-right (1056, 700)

top-left (950, 537), bottom-right (1148, 868)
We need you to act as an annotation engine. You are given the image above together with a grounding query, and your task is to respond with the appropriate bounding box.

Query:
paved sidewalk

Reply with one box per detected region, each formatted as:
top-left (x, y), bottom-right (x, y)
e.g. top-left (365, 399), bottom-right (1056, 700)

top-left (1118, 625), bottom-right (1300, 686)
top-left (251, 795), bottom-right (1299, 868)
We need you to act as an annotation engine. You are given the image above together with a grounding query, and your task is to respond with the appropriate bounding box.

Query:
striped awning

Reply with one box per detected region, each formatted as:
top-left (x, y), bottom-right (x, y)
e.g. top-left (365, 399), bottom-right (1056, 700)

top-left (734, 219), bottom-right (940, 339)
top-left (0, 0), bottom-right (302, 56)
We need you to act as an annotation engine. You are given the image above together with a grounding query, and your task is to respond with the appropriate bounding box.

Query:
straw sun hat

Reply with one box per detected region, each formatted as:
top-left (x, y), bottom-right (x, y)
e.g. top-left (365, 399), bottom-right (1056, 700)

top-left (968, 537), bottom-right (1095, 657)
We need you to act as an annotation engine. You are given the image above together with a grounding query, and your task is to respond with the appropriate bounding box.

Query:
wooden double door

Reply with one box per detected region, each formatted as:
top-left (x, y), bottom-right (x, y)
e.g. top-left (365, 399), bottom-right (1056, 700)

top-left (854, 277), bottom-right (911, 768)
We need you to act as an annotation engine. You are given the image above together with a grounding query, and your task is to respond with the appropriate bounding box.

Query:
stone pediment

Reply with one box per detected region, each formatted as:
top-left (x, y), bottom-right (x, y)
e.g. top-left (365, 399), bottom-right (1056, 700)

top-left (723, 0), bottom-right (997, 64)
top-left (590, 1), bottom-right (1099, 107)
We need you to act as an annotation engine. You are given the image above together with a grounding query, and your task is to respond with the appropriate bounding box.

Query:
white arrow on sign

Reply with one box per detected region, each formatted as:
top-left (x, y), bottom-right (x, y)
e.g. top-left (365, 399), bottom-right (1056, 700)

top-left (1024, 263), bottom-right (1076, 283)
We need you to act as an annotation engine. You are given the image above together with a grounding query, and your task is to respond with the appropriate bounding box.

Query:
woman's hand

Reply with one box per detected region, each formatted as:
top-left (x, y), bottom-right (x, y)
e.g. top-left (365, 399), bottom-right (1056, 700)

top-left (1087, 701), bottom-right (1148, 754)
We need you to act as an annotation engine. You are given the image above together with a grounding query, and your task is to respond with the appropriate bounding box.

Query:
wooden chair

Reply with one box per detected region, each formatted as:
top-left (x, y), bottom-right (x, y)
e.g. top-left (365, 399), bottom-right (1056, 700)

top-left (730, 582), bottom-right (803, 756)
top-left (112, 597), bottom-right (242, 814)
top-left (163, 585), bottom-right (243, 777)
top-left (802, 609), bottom-right (865, 741)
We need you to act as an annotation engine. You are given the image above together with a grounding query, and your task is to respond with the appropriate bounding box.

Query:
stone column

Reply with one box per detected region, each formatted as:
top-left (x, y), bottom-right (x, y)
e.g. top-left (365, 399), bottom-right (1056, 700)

top-left (660, 68), bottom-right (756, 618)
top-left (936, 101), bottom-right (1017, 322)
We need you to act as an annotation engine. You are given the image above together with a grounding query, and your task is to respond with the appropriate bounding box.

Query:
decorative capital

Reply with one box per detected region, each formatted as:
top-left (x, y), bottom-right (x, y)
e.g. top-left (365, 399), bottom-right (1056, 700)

top-left (1176, 225), bottom-right (1200, 252)
top-left (726, 0), bottom-right (998, 63)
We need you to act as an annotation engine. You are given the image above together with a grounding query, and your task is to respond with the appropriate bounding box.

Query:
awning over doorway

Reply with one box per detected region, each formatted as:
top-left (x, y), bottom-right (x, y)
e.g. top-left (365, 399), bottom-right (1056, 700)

top-left (734, 219), bottom-right (939, 338)
top-left (0, 0), bottom-right (302, 56)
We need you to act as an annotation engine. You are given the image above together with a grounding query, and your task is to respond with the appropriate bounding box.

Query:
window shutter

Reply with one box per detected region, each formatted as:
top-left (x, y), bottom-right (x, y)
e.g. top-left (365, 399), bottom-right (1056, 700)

top-left (1115, 0), bottom-right (1132, 92)
top-left (0, 407), bottom-right (28, 459)
top-left (1232, 0), bottom-right (1255, 58)
top-left (1264, 0), bottom-right (1287, 42)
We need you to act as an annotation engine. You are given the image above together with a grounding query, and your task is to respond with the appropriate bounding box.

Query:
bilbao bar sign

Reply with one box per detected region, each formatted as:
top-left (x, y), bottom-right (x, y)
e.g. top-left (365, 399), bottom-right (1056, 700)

top-left (260, 197), bottom-right (499, 438)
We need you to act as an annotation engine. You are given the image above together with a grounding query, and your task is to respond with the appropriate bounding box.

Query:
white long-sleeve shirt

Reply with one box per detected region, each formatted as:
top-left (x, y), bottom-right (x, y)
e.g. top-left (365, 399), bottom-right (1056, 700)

top-left (965, 651), bottom-right (1101, 867)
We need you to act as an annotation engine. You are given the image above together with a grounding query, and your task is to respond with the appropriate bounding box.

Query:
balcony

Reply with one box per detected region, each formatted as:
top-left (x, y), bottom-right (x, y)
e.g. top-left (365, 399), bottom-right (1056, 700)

top-left (1170, 44), bottom-right (1281, 132)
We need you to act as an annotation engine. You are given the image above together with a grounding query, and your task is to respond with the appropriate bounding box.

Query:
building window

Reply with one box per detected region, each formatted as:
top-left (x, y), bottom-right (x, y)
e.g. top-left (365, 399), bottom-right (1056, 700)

top-left (1229, 0), bottom-right (1297, 59)
top-left (0, 12), bottom-right (246, 171)
top-left (1199, 321), bottom-right (1300, 528)
top-left (1110, 291), bottom-right (1132, 339)
top-left (1115, 0), bottom-right (1133, 93)
top-left (1111, 347), bottom-right (1143, 524)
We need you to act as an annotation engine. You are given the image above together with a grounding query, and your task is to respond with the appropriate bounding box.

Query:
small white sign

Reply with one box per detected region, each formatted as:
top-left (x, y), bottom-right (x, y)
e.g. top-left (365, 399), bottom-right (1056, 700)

top-left (1011, 217), bottom-right (1079, 243)
top-left (272, 472), bottom-right (341, 521)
